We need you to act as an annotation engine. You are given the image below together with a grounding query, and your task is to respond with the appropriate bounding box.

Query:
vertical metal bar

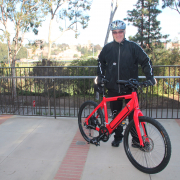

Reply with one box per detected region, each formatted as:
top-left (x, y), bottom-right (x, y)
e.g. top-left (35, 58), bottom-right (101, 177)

top-left (156, 67), bottom-right (158, 118)
top-left (15, 68), bottom-right (18, 114)
top-left (49, 79), bottom-right (51, 116)
top-left (38, 78), bottom-right (40, 115)
top-left (0, 75), bottom-right (2, 114)
top-left (68, 78), bottom-right (70, 117)
top-left (3, 78), bottom-right (6, 113)
top-left (54, 79), bottom-right (56, 119)
top-left (8, 74), bottom-right (10, 114)
top-left (20, 68), bottom-right (24, 115)
top-left (73, 83), bottom-right (75, 117)
top-left (76, 67), bottom-right (79, 114)
top-left (145, 87), bottom-right (148, 116)
top-left (177, 67), bottom-right (180, 119)
top-left (161, 67), bottom-right (165, 119)
top-left (24, 67), bottom-right (28, 116)
top-left (167, 67), bottom-right (170, 118)
top-left (58, 70), bottom-right (61, 117)
top-left (35, 72), bottom-right (37, 115)
top-left (63, 77), bottom-right (65, 116)
top-left (40, 78), bottom-right (42, 116)
top-left (88, 78), bottom-right (90, 101)
top-left (30, 76), bottom-right (32, 115)
top-left (172, 67), bottom-right (175, 118)
top-left (43, 67), bottom-right (47, 116)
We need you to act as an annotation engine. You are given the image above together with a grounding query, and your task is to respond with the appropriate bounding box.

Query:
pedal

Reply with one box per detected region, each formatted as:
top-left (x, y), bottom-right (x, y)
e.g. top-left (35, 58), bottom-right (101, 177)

top-left (89, 137), bottom-right (100, 146)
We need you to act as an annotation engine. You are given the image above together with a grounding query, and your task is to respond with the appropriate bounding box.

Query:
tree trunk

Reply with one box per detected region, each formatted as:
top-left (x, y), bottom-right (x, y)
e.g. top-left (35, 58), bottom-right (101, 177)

top-left (48, 19), bottom-right (53, 60)
top-left (141, 0), bottom-right (144, 48)
top-left (104, 0), bottom-right (118, 45)
top-left (148, 2), bottom-right (150, 49)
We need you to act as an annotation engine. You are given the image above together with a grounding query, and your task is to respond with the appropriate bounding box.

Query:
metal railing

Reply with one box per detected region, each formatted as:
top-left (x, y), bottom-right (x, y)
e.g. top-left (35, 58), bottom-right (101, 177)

top-left (0, 66), bottom-right (179, 119)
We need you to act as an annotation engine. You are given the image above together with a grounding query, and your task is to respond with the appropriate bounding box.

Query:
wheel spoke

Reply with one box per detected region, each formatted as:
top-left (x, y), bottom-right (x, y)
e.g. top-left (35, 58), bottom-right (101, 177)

top-left (78, 101), bottom-right (104, 142)
top-left (124, 117), bottom-right (171, 174)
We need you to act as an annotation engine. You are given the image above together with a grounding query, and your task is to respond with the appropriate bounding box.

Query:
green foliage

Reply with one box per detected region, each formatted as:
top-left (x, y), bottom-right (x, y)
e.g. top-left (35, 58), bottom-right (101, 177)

top-left (73, 54), bottom-right (78, 58)
top-left (0, 0), bottom-right (49, 65)
top-left (124, 0), bottom-right (169, 48)
top-left (57, 43), bottom-right (69, 52)
top-left (47, 0), bottom-right (92, 59)
top-left (0, 42), bottom-right (28, 62)
top-left (0, 42), bottom-right (8, 62)
top-left (69, 58), bottom-right (97, 95)
top-left (162, 0), bottom-right (180, 14)
top-left (76, 44), bottom-right (102, 57)
top-left (29, 59), bottom-right (68, 99)
top-left (58, 0), bottom-right (92, 32)
top-left (70, 58), bottom-right (97, 66)
top-left (16, 46), bottom-right (27, 59)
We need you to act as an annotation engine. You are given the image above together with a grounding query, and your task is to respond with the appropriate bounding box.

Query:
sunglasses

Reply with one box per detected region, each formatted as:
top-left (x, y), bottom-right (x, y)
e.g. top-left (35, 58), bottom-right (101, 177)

top-left (112, 30), bottom-right (124, 35)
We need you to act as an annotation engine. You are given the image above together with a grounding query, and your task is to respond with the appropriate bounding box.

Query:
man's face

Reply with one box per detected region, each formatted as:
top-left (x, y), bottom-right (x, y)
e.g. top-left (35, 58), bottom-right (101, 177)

top-left (112, 30), bottom-right (125, 43)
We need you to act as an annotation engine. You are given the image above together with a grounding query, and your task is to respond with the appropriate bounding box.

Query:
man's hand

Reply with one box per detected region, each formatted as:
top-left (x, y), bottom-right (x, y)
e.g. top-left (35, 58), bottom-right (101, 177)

top-left (94, 75), bottom-right (105, 85)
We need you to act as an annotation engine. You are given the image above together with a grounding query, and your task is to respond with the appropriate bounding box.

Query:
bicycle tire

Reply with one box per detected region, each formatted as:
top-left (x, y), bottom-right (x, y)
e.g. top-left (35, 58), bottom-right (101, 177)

top-left (78, 100), bottom-right (104, 142)
top-left (123, 116), bottom-right (171, 174)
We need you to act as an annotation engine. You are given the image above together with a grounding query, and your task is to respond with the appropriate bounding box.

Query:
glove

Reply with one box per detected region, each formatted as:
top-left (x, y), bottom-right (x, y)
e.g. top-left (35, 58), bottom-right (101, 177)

top-left (94, 75), bottom-right (105, 94)
top-left (94, 75), bottom-right (105, 85)
top-left (147, 77), bottom-right (157, 86)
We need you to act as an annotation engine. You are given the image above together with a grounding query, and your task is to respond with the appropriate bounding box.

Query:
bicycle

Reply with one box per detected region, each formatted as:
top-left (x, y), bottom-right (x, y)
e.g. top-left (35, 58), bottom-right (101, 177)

top-left (78, 78), bottom-right (171, 174)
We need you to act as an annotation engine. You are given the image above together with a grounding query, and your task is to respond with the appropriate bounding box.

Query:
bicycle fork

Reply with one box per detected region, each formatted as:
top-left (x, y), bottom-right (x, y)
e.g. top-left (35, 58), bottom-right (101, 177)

top-left (133, 109), bottom-right (146, 147)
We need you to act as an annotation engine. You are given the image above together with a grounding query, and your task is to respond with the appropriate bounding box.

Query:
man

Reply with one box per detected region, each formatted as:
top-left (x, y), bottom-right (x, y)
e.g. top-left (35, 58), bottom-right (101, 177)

top-left (97, 20), bottom-right (156, 147)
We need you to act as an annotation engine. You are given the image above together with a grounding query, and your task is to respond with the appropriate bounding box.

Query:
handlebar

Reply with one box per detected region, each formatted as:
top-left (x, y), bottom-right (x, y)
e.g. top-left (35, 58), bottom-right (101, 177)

top-left (116, 79), bottom-right (150, 89)
top-left (96, 77), bottom-right (152, 92)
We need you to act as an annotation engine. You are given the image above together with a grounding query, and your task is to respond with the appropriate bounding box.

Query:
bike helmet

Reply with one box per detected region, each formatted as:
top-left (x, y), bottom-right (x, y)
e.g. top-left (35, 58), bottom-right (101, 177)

top-left (110, 20), bottom-right (126, 31)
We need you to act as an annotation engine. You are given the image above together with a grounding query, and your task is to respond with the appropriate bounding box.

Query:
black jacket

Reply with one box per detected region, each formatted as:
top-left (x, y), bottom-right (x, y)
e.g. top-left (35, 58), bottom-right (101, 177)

top-left (97, 39), bottom-right (154, 93)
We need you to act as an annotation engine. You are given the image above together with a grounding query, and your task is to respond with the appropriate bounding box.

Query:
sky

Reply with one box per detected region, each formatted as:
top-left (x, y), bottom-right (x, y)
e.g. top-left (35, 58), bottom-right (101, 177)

top-left (4, 0), bottom-right (180, 47)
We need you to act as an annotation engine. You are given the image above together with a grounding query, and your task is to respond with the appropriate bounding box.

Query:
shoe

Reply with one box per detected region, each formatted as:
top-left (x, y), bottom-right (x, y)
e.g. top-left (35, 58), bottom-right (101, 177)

top-left (132, 142), bottom-right (140, 148)
top-left (111, 139), bottom-right (122, 147)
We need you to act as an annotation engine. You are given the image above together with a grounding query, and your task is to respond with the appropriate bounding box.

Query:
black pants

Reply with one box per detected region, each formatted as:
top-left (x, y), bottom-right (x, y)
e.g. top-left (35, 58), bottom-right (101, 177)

top-left (108, 91), bottom-right (134, 141)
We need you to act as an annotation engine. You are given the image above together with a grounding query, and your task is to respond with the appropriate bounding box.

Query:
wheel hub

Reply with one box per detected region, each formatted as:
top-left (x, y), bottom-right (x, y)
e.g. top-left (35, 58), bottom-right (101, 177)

top-left (142, 136), bottom-right (154, 152)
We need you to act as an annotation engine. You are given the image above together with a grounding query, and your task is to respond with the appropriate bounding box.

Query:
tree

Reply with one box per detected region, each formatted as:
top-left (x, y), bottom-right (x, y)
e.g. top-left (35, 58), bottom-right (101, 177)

top-left (0, 0), bottom-right (49, 97)
top-left (104, 0), bottom-right (120, 45)
top-left (47, 0), bottom-right (92, 60)
top-left (124, 0), bottom-right (169, 49)
top-left (162, 0), bottom-right (180, 14)
top-left (69, 58), bottom-right (97, 95)
top-left (0, 42), bottom-right (8, 62)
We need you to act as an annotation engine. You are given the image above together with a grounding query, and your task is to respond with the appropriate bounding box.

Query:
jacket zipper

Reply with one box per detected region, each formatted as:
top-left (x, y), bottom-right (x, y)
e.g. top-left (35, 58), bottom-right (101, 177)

top-left (118, 43), bottom-right (121, 93)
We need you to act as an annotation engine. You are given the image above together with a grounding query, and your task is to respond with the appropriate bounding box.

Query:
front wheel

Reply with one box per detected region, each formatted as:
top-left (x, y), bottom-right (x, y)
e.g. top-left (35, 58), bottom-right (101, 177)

top-left (78, 101), bottom-right (104, 143)
top-left (123, 116), bottom-right (171, 174)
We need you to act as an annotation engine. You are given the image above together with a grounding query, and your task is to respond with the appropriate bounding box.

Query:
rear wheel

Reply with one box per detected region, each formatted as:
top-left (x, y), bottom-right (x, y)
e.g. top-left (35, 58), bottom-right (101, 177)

top-left (123, 116), bottom-right (171, 174)
top-left (78, 101), bottom-right (104, 142)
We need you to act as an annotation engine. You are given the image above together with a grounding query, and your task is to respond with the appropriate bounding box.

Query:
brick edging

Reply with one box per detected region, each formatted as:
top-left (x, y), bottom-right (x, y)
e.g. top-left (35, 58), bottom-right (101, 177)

top-left (0, 115), bottom-right (13, 125)
top-left (175, 119), bottom-right (180, 126)
top-left (54, 130), bottom-right (90, 180)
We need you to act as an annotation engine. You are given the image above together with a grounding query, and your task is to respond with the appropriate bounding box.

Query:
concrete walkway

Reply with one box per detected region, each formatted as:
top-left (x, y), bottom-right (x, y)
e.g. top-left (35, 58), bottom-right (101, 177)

top-left (0, 115), bottom-right (179, 180)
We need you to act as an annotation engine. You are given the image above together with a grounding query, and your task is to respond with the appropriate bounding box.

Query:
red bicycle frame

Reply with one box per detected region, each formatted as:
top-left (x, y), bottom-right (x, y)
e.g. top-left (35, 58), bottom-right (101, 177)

top-left (85, 91), bottom-right (146, 146)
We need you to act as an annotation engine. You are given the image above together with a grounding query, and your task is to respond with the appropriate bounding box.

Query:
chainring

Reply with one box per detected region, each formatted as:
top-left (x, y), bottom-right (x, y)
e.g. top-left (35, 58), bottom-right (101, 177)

top-left (99, 126), bottom-right (109, 142)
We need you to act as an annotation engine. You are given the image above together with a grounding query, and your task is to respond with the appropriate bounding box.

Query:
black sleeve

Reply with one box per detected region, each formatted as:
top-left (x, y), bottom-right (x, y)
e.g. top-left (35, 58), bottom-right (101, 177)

top-left (134, 44), bottom-right (154, 80)
top-left (97, 46), bottom-right (106, 76)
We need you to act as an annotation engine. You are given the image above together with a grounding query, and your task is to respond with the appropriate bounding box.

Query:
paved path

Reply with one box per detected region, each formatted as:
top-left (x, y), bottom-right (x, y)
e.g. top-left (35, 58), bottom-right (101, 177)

top-left (0, 115), bottom-right (179, 180)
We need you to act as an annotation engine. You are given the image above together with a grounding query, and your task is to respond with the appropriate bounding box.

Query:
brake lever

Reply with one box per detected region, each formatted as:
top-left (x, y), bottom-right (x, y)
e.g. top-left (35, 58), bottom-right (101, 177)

top-left (102, 78), bottom-right (109, 83)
